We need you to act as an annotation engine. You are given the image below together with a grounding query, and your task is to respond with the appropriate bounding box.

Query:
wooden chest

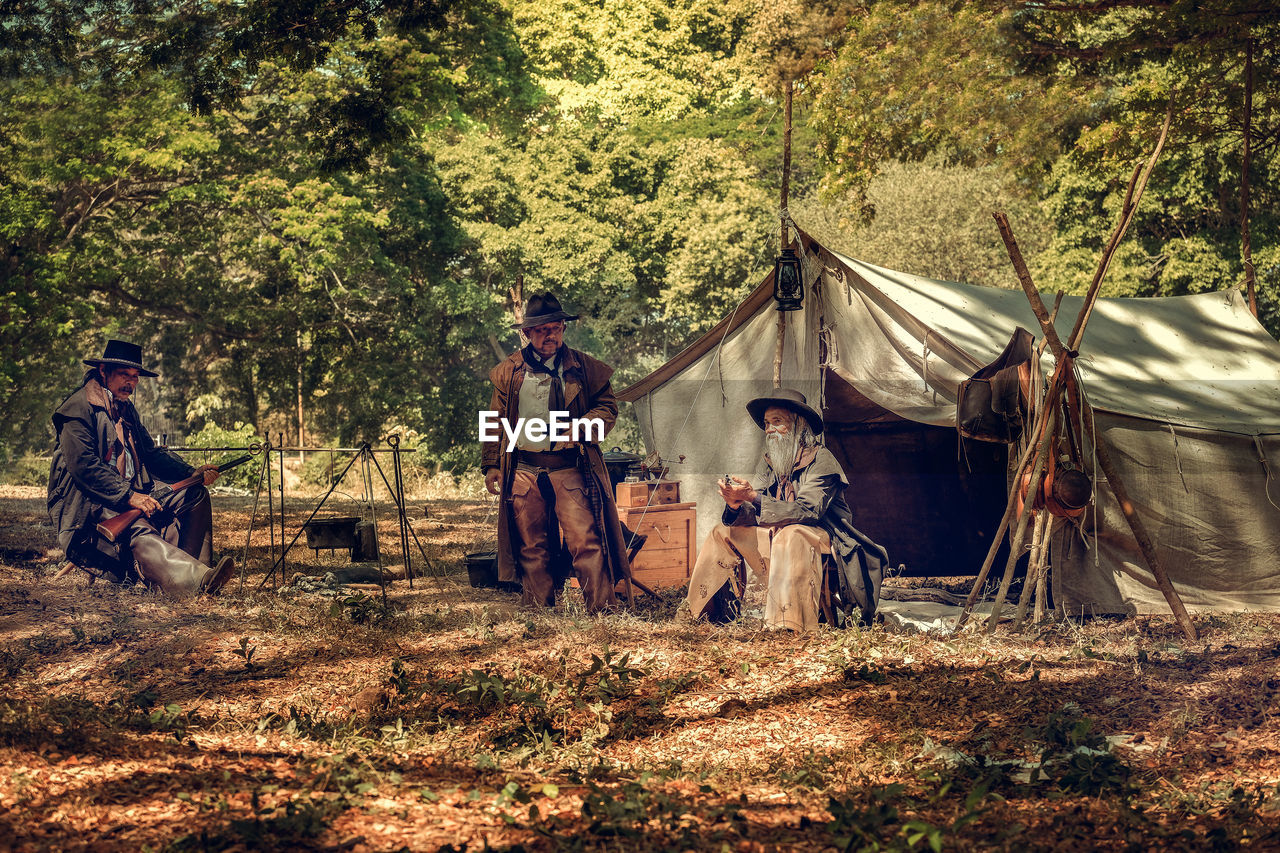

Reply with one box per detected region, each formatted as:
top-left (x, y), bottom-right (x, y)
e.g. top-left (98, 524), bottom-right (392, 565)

top-left (617, 502), bottom-right (697, 589)
top-left (615, 480), bottom-right (680, 507)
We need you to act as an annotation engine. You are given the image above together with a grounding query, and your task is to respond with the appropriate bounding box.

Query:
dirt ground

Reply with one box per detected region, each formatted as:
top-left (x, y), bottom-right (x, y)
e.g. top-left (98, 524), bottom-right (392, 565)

top-left (1, 485), bottom-right (1279, 851)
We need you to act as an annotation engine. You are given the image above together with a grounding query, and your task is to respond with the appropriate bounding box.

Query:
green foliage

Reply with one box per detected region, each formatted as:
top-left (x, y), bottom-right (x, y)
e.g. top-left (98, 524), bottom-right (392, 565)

top-left (231, 637), bottom-right (259, 673)
top-left (573, 647), bottom-right (647, 703)
top-left (794, 159), bottom-right (1053, 289)
top-left (0, 456), bottom-right (48, 487)
top-left (808, 1), bottom-right (1092, 211)
top-left (2, 0), bottom-right (1275, 466)
top-left (828, 784), bottom-right (904, 853)
top-left (183, 422), bottom-right (262, 490)
top-left (512, 0), bottom-right (755, 124)
top-left (1024, 703), bottom-right (1133, 796)
top-left (804, 0), bottom-right (1280, 335)
top-left (329, 591), bottom-right (388, 625)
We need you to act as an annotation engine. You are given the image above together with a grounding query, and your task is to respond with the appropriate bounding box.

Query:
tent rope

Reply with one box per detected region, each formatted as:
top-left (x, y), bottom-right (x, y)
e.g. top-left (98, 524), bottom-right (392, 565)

top-left (1167, 424), bottom-right (1190, 493)
top-left (1254, 435), bottom-right (1280, 512)
top-left (1070, 360), bottom-right (1102, 570)
top-left (632, 290), bottom-right (749, 532)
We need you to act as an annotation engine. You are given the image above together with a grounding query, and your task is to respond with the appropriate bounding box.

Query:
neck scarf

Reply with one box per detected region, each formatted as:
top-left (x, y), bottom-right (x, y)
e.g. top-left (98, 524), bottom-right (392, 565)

top-left (84, 378), bottom-right (139, 482)
top-left (521, 344), bottom-right (566, 412)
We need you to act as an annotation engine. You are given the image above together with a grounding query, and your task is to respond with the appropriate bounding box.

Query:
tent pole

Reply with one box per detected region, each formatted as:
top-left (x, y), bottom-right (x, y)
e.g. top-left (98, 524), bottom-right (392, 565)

top-left (774, 79), bottom-right (793, 389)
top-left (1241, 37), bottom-right (1257, 317)
top-left (994, 201), bottom-right (1197, 641)
top-left (1012, 510), bottom-right (1050, 631)
top-left (986, 406), bottom-right (1055, 633)
top-left (1066, 106), bottom-right (1172, 351)
top-left (1079, 395), bottom-right (1198, 640)
top-left (1033, 517), bottom-right (1052, 625)
top-left (957, 358), bottom-right (1065, 629)
top-left (773, 315), bottom-right (786, 387)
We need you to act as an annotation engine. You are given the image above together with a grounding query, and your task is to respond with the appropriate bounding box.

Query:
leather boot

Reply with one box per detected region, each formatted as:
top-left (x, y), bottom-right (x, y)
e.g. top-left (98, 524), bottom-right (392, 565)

top-left (202, 556), bottom-right (235, 595)
top-left (131, 532), bottom-right (220, 598)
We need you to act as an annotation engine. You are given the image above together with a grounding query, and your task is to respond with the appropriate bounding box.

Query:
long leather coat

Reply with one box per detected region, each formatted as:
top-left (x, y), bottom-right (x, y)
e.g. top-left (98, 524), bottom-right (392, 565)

top-left (47, 375), bottom-right (192, 552)
top-left (482, 347), bottom-right (631, 585)
top-left (726, 445), bottom-right (888, 620)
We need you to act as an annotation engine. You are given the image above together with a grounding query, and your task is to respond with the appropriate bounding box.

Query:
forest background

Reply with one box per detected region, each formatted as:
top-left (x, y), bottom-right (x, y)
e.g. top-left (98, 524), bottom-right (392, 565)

top-left (2, 0), bottom-right (1277, 473)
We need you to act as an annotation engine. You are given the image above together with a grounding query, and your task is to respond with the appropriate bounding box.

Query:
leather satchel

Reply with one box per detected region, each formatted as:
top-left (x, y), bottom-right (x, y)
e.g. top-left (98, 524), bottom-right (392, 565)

top-left (956, 327), bottom-right (1034, 443)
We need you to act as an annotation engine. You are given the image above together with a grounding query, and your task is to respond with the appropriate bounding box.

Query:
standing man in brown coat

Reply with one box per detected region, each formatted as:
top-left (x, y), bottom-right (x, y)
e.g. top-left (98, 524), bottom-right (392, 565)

top-left (481, 294), bottom-right (631, 612)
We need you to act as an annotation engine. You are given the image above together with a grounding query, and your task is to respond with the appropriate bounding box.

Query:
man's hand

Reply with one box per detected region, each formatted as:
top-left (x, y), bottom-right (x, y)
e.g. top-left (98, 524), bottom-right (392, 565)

top-left (127, 491), bottom-right (162, 517)
top-left (719, 475), bottom-right (757, 510)
top-left (484, 467), bottom-right (502, 496)
top-left (195, 464), bottom-right (221, 487)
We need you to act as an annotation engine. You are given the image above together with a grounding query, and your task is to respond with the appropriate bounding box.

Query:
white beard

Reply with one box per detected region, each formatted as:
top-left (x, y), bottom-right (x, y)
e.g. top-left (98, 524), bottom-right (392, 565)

top-left (764, 430), bottom-right (799, 477)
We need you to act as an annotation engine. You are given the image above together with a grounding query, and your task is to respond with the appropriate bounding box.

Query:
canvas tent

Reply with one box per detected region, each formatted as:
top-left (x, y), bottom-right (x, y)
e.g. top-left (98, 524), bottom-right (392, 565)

top-left (619, 228), bottom-right (1280, 616)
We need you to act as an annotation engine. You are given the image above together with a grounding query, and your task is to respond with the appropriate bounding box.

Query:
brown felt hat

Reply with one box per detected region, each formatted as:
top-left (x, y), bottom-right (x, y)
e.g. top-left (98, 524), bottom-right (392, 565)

top-left (513, 293), bottom-right (579, 330)
top-left (746, 388), bottom-right (823, 435)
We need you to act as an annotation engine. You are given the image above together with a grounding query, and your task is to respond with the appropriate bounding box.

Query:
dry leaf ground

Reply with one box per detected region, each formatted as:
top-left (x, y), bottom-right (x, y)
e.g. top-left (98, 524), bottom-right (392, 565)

top-left (1, 485), bottom-right (1278, 851)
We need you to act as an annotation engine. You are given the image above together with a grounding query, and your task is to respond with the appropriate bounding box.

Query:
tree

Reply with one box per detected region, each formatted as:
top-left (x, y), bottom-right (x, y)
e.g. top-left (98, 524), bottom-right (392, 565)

top-left (806, 0), bottom-right (1280, 332)
top-left (0, 2), bottom-right (534, 459)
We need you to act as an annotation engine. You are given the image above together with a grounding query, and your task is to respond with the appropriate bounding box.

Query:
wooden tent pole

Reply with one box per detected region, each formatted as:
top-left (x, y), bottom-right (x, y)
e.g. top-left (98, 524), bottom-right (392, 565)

top-left (957, 213), bottom-right (1070, 629)
top-left (1241, 37), bottom-right (1257, 317)
top-left (773, 80), bottom-right (794, 389)
top-left (1012, 510), bottom-right (1050, 632)
top-left (995, 213), bottom-right (1067, 354)
top-left (994, 170), bottom-right (1197, 640)
top-left (987, 405), bottom-right (1055, 633)
top-left (1033, 517), bottom-right (1051, 625)
top-left (1067, 106), bottom-right (1172, 352)
top-left (957, 379), bottom-right (1058, 628)
top-left (1078, 392), bottom-right (1199, 640)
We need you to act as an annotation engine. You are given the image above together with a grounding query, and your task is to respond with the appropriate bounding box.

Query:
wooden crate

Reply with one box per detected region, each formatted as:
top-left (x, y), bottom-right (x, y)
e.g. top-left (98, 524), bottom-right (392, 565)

top-left (615, 480), bottom-right (680, 507)
top-left (617, 502), bottom-right (697, 589)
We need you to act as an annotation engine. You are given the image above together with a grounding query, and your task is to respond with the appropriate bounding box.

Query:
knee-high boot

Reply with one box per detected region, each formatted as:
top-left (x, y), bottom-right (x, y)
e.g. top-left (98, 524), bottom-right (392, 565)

top-left (131, 532), bottom-right (220, 597)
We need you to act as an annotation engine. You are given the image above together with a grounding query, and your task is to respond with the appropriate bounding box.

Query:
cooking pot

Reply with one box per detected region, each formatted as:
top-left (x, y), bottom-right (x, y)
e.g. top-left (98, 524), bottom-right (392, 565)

top-left (601, 447), bottom-right (643, 487)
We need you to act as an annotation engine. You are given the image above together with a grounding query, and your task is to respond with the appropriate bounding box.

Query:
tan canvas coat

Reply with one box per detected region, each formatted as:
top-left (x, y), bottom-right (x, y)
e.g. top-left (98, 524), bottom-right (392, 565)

top-left (482, 347), bottom-right (631, 586)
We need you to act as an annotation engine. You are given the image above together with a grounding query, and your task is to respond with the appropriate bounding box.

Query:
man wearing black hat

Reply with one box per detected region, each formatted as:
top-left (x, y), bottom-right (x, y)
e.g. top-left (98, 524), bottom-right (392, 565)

top-left (481, 294), bottom-right (630, 612)
top-left (683, 388), bottom-right (888, 631)
top-left (47, 340), bottom-right (234, 596)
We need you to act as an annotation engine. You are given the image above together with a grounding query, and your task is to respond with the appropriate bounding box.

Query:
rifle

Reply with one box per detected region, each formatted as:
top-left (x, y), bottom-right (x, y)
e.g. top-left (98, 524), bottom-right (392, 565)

top-left (96, 454), bottom-right (253, 542)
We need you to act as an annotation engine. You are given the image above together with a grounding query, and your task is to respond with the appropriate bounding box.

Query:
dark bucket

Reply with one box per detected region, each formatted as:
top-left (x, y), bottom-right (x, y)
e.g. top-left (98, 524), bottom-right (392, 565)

top-left (465, 551), bottom-right (521, 592)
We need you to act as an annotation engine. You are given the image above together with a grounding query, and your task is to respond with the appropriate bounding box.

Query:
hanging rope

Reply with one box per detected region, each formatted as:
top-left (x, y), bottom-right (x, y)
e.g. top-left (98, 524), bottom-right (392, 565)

top-left (1254, 435), bottom-right (1280, 512)
top-left (631, 292), bottom-right (748, 531)
top-left (1167, 424), bottom-right (1190, 493)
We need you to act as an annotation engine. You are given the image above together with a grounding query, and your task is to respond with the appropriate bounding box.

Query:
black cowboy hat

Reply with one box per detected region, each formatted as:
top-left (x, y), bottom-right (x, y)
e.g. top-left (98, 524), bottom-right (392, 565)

top-left (83, 339), bottom-right (158, 377)
top-left (512, 292), bottom-right (580, 330)
top-left (746, 388), bottom-right (824, 435)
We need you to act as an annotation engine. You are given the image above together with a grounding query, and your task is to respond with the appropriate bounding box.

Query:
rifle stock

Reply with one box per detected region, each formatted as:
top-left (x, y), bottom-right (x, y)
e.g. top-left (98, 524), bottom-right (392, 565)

top-left (95, 453), bottom-right (252, 543)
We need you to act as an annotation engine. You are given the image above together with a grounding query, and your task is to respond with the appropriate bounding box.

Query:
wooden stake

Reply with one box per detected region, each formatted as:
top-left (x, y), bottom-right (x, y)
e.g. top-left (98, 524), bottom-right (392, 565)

top-left (957, 362), bottom-right (1066, 628)
top-left (773, 79), bottom-right (794, 390)
top-left (1012, 510), bottom-right (1050, 632)
top-left (987, 406), bottom-right (1056, 633)
top-left (994, 153), bottom-right (1197, 640)
top-left (1078, 399), bottom-right (1199, 640)
top-left (1067, 106), bottom-right (1172, 352)
top-left (1033, 517), bottom-right (1051, 625)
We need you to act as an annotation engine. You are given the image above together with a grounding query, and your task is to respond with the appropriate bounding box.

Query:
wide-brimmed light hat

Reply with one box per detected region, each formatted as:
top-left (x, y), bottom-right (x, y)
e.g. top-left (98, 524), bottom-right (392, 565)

top-left (746, 388), bottom-right (823, 435)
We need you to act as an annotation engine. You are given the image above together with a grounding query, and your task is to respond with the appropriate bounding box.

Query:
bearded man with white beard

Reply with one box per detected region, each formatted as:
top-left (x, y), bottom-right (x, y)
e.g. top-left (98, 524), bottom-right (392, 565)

top-left (683, 389), bottom-right (889, 631)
